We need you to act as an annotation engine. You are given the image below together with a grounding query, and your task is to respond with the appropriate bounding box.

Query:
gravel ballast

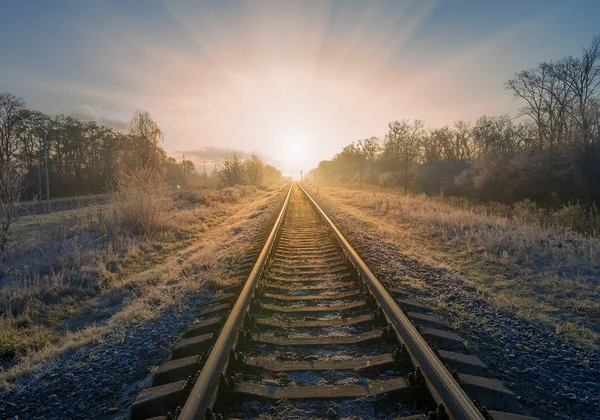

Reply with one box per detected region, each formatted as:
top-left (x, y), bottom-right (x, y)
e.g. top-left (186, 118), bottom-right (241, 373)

top-left (309, 188), bottom-right (600, 420)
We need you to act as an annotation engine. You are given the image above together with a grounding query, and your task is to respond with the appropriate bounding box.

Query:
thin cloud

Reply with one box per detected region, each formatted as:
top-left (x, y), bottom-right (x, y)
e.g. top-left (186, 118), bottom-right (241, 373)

top-left (183, 147), bottom-right (280, 166)
top-left (69, 104), bottom-right (129, 132)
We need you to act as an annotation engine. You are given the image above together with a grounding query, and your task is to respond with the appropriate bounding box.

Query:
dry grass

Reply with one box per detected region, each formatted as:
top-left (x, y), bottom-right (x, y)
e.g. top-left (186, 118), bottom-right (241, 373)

top-left (0, 180), bottom-right (286, 384)
top-left (305, 184), bottom-right (600, 347)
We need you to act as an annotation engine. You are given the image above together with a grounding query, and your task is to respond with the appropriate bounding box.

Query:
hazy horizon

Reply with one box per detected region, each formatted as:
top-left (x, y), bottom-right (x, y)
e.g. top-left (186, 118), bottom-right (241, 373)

top-left (2, 0), bottom-right (599, 177)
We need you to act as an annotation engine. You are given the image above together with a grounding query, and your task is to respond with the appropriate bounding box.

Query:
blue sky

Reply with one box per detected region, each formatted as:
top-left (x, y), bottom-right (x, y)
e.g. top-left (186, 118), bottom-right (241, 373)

top-left (1, 1), bottom-right (599, 175)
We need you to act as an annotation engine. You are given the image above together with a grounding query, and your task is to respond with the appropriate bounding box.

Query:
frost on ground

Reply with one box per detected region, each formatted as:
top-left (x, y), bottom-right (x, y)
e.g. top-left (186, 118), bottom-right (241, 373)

top-left (0, 184), bottom-right (287, 419)
top-left (304, 184), bottom-right (600, 419)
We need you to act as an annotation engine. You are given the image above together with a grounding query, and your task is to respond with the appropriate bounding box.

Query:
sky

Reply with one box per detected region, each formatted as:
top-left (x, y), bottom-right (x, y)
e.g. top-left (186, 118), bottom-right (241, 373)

top-left (1, 1), bottom-right (599, 177)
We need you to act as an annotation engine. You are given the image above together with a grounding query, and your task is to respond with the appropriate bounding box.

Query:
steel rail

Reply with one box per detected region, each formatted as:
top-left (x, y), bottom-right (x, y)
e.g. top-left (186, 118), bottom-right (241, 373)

top-left (178, 184), bottom-right (293, 420)
top-left (297, 183), bottom-right (484, 420)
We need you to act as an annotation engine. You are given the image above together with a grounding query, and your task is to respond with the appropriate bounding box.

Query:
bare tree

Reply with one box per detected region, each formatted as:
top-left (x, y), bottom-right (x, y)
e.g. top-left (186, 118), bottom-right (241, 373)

top-left (506, 63), bottom-right (571, 148)
top-left (473, 115), bottom-right (526, 155)
top-left (422, 127), bottom-right (447, 162)
top-left (0, 92), bottom-right (29, 165)
top-left (383, 119), bottom-right (424, 194)
top-left (506, 37), bottom-right (600, 149)
top-left (554, 36), bottom-right (600, 144)
top-left (0, 162), bottom-right (24, 251)
top-left (358, 137), bottom-right (380, 161)
top-left (244, 154), bottom-right (264, 186)
top-left (129, 110), bottom-right (165, 170)
top-left (217, 152), bottom-right (245, 186)
top-left (454, 120), bottom-right (477, 160)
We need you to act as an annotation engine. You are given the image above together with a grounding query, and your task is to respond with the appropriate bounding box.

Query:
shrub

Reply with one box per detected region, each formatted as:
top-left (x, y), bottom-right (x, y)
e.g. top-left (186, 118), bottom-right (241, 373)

top-left (552, 203), bottom-right (587, 234)
top-left (512, 199), bottom-right (544, 225)
top-left (0, 162), bottom-right (25, 251)
top-left (112, 166), bottom-right (167, 236)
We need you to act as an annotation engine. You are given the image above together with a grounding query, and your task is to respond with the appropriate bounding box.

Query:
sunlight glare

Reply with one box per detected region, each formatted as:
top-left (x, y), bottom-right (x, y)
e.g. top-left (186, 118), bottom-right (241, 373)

top-left (280, 131), bottom-right (313, 175)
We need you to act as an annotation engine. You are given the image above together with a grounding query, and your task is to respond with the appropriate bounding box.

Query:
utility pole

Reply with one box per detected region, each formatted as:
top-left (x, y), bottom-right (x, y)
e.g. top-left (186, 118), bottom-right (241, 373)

top-left (300, 170), bottom-right (303, 182)
top-left (43, 130), bottom-right (51, 212)
top-left (175, 150), bottom-right (188, 186)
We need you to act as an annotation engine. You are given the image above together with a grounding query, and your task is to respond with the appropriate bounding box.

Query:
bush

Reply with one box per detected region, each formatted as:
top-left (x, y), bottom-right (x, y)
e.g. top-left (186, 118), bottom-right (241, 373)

top-left (0, 162), bottom-right (25, 251)
top-left (112, 166), bottom-right (167, 236)
top-left (552, 203), bottom-right (592, 234)
top-left (512, 199), bottom-right (544, 225)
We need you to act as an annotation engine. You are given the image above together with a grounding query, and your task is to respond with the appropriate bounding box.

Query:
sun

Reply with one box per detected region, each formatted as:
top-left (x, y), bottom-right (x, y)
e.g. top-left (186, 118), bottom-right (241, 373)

top-left (280, 132), bottom-right (311, 171)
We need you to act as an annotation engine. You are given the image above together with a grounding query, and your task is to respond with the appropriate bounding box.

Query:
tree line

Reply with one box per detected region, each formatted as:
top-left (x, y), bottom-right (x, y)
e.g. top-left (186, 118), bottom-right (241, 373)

top-left (216, 152), bottom-right (281, 187)
top-left (309, 35), bottom-right (600, 207)
top-left (0, 94), bottom-right (280, 200)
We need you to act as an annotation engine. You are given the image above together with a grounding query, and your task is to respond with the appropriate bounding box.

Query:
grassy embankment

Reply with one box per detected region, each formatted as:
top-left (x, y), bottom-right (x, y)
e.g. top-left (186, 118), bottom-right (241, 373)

top-left (305, 183), bottom-right (600, 347)
top-left (0, 183), bottom-right (287, 385)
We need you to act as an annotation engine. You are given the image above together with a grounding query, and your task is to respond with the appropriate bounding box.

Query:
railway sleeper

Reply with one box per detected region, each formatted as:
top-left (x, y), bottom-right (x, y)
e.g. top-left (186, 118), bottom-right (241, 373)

top-left (269, 261), bottom-right (348, 271)
top-left (264, 280), bottom-right (356, 291)
top-left (274, 248), bottom-right (339, 257)
top-left (254, 313), bottom-right (375, 328)
top-left (458, 373), bottom-right (521, 413)
top-left (172, 332), bottom-right (214, 359)
top-left (223, 377), bottom-right (413, 401)
top-left (182, 316), bottom-right (223, 339)
top-left (241, 352), bottom-right (410, 374)
top-left (421, 327), bottom-right (465, 351)
top-left (261, 289), bottom-right (361, 301)
top-left (408, 311), bottom-right (448, 330)
top-left (215, 283), bottom-right (244, 295)
top-left (131, 379), bottom-right (189, 420)
top-left (260, 300), bottom-right (366, 313)
top-left (268, 266), bottom-right (349, 276)
top-left (152, 355), bottom-right (204, 386)
top-left (487, 411), bottom-right (539, 420)
top-left (249, 329), bottom-right (393, 347)
top-left (272, 251), bottom-right (341, 261)
top-left (197, 303), bottom-right (231, 317)
top-left (393, 296), bottom-right (433, 313)
top-left (193, 292), bottom-right (236, 310)
top-left (276, 240), bottom-right (333, 247)
top-left (271, 254), bottom-right (341, 263)
top-left (268, 272), bottom-right (354, 282)
top-left (273, 244), bottom-right (338, 252)
top-left (436, 349), bottom-right (490, 377)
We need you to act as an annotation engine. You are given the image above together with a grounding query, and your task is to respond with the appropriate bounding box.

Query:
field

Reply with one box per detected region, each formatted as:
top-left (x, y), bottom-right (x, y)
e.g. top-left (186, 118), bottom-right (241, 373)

top-left (304, 183), bottom-right (600, 347)
top-left (0, 183), bottom-right (287, 385)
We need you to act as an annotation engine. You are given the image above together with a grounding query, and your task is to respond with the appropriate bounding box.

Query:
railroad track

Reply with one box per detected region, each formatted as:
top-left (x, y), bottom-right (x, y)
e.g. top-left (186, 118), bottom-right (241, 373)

top-left (131, 184), bottom-right (537, 420)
